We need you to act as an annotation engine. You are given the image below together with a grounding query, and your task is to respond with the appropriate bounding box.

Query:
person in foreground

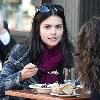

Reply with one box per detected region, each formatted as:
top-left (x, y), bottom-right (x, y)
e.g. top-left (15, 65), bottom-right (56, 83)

top-left (75, 16), bottom-right (100, 100)
top-left (0, 17), bottom-right (16, 64)
top-left (0, 4), bottom-right (73, 99)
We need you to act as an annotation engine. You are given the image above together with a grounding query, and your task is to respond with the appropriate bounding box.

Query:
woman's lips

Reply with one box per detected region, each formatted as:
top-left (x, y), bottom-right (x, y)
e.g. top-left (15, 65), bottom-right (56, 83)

top-left (48, 37), bottom-right (57, 41)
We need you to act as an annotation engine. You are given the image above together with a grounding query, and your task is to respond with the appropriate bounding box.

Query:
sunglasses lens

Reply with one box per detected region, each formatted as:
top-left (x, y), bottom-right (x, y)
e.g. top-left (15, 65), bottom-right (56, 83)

top-left (39, 6), bottom-right (50, 13)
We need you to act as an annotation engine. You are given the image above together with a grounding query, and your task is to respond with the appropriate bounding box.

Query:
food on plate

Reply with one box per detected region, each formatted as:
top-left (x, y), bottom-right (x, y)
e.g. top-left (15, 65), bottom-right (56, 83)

top-left (52, 83), bottom-right (76, 95)
top-left (52, 83), bottom-right (63, 94)
top-left (41, 84), bottom-right (51, 88)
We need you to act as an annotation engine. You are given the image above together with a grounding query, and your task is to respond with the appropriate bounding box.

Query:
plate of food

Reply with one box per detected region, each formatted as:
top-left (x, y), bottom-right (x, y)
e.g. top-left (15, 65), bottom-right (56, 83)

top-left (51, 83), bottom-right (80, 97)
top-left (50, 93), bottom-right (79, 97)
top-left (29, 84), bottom-right (52, 94)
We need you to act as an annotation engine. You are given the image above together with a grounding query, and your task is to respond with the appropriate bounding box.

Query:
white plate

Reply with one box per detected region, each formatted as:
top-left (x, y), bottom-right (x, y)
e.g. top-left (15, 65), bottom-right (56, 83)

top-left (29, 84), bottom-right (52, 94)
top-left (50, 93), bottom-right (79, 97)
top-left (29, 84), bottom-right (43, 89)
top-left (36, 88), bottom-right (52, 94)
top-left (29, 84), bottom-right (52, 89)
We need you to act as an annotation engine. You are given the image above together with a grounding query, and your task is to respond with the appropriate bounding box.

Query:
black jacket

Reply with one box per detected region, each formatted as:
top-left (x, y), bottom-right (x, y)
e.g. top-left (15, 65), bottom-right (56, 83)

top-left (0, 21), bottom-right (16, 63)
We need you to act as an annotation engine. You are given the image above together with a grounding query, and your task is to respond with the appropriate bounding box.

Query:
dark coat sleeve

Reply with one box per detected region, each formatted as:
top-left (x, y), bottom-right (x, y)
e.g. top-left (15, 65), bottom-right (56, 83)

top-left (0, 36), bottom-right (16, 63)
top-left (0, 43), bottom-right (35, 97)
top-left (0, 44), bottom-right (22, 97)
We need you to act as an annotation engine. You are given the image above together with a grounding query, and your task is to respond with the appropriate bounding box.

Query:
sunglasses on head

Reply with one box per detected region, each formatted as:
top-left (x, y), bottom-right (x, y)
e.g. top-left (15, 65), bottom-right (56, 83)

top-left (37, 4), bottom-right (64, 14)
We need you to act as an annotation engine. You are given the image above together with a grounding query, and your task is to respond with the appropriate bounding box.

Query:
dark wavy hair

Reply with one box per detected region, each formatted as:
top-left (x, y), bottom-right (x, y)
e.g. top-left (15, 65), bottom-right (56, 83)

top-left (29, 4), bottom-right (73, 68)
top-left (3, 21), bottom-right (10, 33)
top-left (75, 16), bottom-right (100, 90)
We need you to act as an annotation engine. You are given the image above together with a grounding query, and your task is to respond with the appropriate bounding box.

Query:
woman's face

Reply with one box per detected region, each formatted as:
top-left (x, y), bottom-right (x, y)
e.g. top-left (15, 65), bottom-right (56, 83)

top-left (40, 16), bottom-right (63, 49)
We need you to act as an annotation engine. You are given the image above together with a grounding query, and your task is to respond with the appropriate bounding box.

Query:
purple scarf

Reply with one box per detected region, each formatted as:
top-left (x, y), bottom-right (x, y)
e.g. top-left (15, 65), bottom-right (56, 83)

top-left (39, 45), bottom-right (63, 84)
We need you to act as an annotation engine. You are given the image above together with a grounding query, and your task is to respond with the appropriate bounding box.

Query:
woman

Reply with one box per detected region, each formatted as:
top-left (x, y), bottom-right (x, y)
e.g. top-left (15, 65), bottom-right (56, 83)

top-left (75, 16), bottom-right (100, 100)
top-left (0, 4), bottom-right (73, 98)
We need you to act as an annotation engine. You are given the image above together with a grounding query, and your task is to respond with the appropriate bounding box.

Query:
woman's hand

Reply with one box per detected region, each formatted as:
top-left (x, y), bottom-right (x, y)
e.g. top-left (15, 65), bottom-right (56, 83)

top-left (20, 63), bottom-right (38, 81)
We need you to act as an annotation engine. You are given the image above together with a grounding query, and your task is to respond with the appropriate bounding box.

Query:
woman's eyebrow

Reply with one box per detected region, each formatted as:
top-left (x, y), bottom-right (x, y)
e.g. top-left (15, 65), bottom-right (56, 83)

top-left (57, 24), bottom-right (63, 25)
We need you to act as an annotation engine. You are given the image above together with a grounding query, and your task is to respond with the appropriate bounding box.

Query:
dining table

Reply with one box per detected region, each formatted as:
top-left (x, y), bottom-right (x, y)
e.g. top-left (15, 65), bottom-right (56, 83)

top-left (5, 89), bottom-right (90, 100)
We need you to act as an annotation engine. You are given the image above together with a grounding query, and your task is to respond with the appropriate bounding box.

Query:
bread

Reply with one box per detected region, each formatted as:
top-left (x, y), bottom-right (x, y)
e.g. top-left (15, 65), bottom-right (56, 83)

top-left (52, 83), bottom-right (64, 94)
top-left (60, 83), bottom-right (74, 95)
top-left (52, 83), bottom-right (75, 95)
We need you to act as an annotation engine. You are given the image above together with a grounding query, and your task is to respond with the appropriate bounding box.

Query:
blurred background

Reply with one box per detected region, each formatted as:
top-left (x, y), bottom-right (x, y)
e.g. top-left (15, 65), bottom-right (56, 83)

top-left (0, 0), bottom-right (41, 31)
top-left (0, 0), bottom-right (42, 41)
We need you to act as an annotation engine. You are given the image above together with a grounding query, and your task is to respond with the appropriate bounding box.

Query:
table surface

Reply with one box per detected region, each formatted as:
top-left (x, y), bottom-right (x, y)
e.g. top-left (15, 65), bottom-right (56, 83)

top-left (5, 89), bottom-right (90, 100)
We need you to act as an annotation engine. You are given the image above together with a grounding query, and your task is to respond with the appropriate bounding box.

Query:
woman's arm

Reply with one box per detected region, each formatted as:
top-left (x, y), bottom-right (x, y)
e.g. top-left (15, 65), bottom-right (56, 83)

top-left (0, 44), bottom-right (23, 96)
top-left (0, 43), bottom-right (38, 96)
